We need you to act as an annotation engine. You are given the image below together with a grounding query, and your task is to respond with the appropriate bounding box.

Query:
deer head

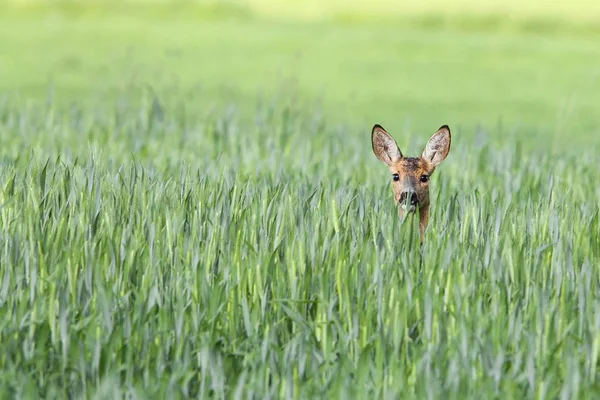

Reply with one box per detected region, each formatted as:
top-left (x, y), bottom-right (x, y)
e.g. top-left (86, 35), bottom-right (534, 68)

top-left (371, 124), bottom-right (451, 241)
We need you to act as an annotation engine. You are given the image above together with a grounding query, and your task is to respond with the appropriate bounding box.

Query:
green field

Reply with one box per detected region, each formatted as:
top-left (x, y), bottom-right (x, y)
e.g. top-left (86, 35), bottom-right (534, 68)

top-left (1, 1), bottom-right (600, 398)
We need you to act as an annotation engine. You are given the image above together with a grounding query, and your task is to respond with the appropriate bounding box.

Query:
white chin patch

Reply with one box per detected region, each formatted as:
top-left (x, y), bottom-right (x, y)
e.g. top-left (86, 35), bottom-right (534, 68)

top-left (400, 204), bottom-right (416, 213)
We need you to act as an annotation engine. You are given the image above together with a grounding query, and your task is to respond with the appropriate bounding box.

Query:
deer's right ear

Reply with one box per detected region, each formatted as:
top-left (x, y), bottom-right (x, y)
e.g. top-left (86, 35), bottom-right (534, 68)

top-left (422, 125), bottom-right (451, 167)
top-left (372, 124), bottom-right (403, 166)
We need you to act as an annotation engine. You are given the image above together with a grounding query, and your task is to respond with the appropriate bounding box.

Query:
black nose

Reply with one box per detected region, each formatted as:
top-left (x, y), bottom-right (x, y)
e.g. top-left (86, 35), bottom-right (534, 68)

top-left (399, 191), bottom-right (419, 205)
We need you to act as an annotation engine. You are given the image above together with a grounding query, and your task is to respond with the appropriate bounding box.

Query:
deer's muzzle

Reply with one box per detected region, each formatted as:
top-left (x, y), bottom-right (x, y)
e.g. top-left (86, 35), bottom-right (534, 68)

top-left (399, 190), bottom-right (418, 213)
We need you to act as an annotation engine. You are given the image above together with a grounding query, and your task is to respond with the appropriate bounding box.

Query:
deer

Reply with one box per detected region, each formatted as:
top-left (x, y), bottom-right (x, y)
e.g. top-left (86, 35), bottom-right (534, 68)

top-left (371, 124), bottom-right (451, 242)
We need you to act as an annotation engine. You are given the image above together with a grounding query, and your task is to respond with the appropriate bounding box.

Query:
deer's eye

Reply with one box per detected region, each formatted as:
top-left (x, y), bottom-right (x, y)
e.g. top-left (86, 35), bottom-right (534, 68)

top-left (420, 174), bottom-right (429, 183)
top-left (392, 174), bottom-right (400, 181)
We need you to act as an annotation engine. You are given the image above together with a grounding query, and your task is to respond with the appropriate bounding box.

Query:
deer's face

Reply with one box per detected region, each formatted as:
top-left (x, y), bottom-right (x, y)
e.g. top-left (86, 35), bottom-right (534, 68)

top-left (390, 157), bottom-right (433, 216)
top-left (371, 124), bottom-right (451, 221)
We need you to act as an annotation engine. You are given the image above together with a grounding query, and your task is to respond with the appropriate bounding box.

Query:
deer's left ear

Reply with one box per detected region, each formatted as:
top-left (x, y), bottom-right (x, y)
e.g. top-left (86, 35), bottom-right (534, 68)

top-left (422, 125), bottom-right (451, 167)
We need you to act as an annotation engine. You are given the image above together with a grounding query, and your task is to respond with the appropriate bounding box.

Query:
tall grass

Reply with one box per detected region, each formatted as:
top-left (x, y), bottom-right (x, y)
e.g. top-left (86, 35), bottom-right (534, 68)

top-left (0, 96), bottom-right (599, 398)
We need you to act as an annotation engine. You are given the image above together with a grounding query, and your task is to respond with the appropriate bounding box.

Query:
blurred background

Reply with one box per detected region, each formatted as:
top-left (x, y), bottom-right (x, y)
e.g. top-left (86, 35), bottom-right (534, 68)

top-left (1, 0), bottom-right (599, 152)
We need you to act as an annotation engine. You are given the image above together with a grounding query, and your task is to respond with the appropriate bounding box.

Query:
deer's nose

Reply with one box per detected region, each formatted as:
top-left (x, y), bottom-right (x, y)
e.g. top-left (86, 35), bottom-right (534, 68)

top-left (399, 191), bottom-right (419, 206)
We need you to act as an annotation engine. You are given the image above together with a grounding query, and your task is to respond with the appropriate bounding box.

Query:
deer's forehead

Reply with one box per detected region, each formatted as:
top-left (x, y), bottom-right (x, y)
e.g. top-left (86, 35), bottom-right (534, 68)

top-left (393, 157), bottom-right (428, 175)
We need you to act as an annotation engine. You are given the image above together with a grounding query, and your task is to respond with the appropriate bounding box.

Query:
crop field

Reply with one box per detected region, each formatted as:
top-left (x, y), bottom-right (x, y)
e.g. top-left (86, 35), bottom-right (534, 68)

top-left (1, 0), bottom-right (600, 398)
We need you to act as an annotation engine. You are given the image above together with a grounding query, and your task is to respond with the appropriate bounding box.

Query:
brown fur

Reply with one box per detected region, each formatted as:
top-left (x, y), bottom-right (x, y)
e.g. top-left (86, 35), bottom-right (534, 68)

top-left (371, 124), bottom-right (451, 242)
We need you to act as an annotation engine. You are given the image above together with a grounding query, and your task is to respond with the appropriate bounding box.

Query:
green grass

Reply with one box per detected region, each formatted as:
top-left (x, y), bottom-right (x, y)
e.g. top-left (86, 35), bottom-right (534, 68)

top-left (2, 92), bottom-right (600, 398)
top-left (1, 0), bottom-right (600, 398)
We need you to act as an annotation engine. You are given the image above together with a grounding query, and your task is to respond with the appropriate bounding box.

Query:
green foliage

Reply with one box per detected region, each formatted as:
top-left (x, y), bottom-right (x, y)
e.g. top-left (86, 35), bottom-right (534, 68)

top-left (1, 97), bottom-right (599, 397)
top-left (1, 0), bottom-right (599, 397)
